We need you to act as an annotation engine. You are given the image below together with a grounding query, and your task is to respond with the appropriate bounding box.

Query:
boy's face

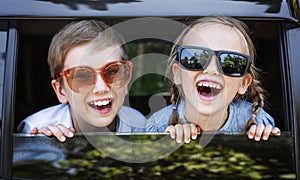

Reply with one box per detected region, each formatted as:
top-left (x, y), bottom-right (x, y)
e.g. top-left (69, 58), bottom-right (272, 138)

top-left (53, 44), bottom-right (129, 131)
top-left (172, 23), bottom-right (252, 130)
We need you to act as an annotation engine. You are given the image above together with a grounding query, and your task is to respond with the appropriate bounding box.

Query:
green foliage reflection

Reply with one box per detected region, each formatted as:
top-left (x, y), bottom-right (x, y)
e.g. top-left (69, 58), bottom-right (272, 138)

top-left (13, 134), bottom-right (296, 179)
top-left (57, 138), bottom-right (274, 179)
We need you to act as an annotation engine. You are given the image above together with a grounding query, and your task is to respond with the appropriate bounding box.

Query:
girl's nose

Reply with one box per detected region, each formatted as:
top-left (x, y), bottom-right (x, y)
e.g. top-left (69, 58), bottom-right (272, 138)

top-left (92, 74), bottom-right (110, 93)
top-left (203, 55), bottom-right (220, 75)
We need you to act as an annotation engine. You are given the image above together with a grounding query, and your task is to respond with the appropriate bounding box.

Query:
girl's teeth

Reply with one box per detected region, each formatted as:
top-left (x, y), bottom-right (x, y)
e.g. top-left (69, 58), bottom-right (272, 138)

top-left (197, 82), bottom-right (221, 89)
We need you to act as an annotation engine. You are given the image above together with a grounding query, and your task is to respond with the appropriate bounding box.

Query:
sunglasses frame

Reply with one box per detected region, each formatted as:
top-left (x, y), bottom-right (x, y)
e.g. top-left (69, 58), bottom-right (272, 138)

top-left (56, 60), bottom-right (132, 93)
top-left (176, 46), bottom-right (252, 77)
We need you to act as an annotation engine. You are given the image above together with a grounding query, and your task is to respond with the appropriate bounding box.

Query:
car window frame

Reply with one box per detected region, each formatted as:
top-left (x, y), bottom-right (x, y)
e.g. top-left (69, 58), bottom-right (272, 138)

top-left (282, 22), bottom-right (300, 178)
top-left (0, 20), bottom-right (18, 179)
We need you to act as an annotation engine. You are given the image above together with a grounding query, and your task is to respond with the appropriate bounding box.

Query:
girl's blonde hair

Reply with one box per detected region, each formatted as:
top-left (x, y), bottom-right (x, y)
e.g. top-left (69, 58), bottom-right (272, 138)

top-left (167, 16), bottom-right (264, 129)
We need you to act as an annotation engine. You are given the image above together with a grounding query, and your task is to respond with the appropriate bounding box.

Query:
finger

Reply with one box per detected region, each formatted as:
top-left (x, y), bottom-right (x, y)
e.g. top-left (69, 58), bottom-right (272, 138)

top-left (262, 124), bottom-right (272, 141)
top-left (183, 124), bottom-right (191, 143)
top-left (247, 125), bottom-right (257, 139)
top-left (165, 125), bottom-right (176, 139)
top-left (190, 124), bottom-right (198, 140)
top-left (254, 124), bottom-right (265, 141)
top-left (271, 127), bottom-right (281, 136)
top-left (37, 127), bottom-right (53, 136)
top-left (57, 124), bottom-right (74, 138)
top-left (48, 125), bottom-right (66, 142)
top-left (31, 127), bottom-right (39, 134)
top-left (175, 124), bottom-right (183, 144)
top-left (196, 125), bottom-right (201, 132)
top-left (69, 127), bottom-right (75, 133)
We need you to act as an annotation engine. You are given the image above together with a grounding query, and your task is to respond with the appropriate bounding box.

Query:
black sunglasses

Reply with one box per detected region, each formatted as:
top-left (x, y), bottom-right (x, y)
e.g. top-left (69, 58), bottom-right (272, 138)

top-left (176, 46), bottom-right (252, 77)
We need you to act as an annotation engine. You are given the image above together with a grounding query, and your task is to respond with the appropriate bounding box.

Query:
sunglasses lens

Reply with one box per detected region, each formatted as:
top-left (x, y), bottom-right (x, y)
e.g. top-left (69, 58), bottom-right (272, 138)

top-left (179, 48), bottom-right (209, 70)
top-left (62, 61), bottom-right (131, 93)
top-left (178, 46), bottom-right (250, 77)
top-left (104, 62), bottom-right (131, 87)
top-left (219, 53), bottom-right (249, 77)
top-left (66, 67), bottom-right (95, 93)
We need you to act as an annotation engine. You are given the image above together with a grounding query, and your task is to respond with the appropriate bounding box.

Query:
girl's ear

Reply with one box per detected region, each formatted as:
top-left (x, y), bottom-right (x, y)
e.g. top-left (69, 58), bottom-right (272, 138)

top-left (238, 73), bottom-right (252, 95)
top-left (51, 79), bottom-right (68, 104)
top-left (172, 63), bottom-right (182, 85)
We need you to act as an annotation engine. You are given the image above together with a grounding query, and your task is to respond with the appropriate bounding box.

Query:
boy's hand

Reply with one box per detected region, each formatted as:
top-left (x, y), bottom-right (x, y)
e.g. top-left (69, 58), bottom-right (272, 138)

top-left (165, 124), bottom-right (200, 144)
top-left (247, 124), bottom-right (280, 141)
top-left (31, 124), bottom-right (75, 142)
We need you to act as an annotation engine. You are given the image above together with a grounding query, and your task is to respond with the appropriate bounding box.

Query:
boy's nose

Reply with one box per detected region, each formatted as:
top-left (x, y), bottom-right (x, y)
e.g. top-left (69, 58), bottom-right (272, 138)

top-left (92, 74), bottom-right (110, 93)
top-left (203, 55), bottom-right (220, 75)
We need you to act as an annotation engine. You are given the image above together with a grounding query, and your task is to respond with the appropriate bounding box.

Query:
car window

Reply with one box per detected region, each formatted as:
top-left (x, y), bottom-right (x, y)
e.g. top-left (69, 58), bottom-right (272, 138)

top-left (0, 20), bottom-right (8, 125)
top-left (14, 19), bottom-right (286, 132)
top-left (11, 18), bottom-right (297, 179)
top-left (13, 133), bottom-right (295, 179)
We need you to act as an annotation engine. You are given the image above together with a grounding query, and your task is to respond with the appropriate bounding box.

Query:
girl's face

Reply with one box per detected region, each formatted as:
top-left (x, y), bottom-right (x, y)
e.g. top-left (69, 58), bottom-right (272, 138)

top-left (52, 44), bottom-right (128, 131)
top-left (173, 23), bottom-right (252, 128)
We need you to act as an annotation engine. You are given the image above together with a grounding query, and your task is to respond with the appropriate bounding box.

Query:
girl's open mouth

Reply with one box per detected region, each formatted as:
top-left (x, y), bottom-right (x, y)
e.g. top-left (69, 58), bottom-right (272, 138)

top-left (197, 81), bottom-right (222, 101)
top-left (88, 99), bottom-right (113, 114)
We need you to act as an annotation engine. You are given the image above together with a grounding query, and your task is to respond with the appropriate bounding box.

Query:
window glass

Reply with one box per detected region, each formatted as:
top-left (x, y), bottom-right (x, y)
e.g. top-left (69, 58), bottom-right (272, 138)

top-left (15, 19), bottom-right (284, 129)
top-left (13, 19), bottom-right (295, 179)
top-left (0, 21), bottom-right (8, 124)
top-left (127, 39), bottom-right (172, 117)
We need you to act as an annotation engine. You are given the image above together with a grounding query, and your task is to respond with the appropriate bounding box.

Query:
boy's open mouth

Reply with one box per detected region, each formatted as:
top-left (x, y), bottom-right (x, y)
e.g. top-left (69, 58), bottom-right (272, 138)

top-left (89, 99), bottom-right (113, 113)
top-left (197, 81), bottom-right (222, 101)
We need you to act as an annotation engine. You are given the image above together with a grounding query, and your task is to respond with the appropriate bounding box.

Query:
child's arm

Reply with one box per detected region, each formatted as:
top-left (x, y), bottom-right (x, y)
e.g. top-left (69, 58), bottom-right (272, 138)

top-left (30, 125), bottom-right (75, 142)
top-left (247, 124), bottom-right (281, 141)
top-left (165, 124), bottom-right (200, 143)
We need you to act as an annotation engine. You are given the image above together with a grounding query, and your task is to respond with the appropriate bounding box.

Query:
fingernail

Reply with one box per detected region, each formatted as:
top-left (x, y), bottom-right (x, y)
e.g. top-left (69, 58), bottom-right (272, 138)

top-left (46, 130), bottom-right (51, 135)
top-left (176, 139), bottom-right (182, 144)
top-left (60, 136), bottom-right (66, 142)
top-left (185, 139), bottom-right (190, 143)
top-left (255, 136), bottom-right (260, 141)
top-left (68, 132), bottom-right (74, 137)
top-left (192, 135), bottom-right (197, 140)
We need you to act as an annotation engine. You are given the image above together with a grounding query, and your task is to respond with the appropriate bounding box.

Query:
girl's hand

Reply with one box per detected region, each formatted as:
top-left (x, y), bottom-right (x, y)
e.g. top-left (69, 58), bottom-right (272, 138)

top-left (30, 124), bottom-right (75, 142)
top-left (165, 124), bottom-right (200, 144)
top-left (247, 124), bottom-right (280, 141)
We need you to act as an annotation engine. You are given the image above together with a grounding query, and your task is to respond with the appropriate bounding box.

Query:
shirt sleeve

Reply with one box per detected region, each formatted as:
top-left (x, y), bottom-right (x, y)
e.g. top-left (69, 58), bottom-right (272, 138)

top-left (146, 105), bottom-right (172, 132)
top-left (17, 104), bottom-right (72, 133)
top-left (255, 108), bottom-right (275, 127)
top-left (117, 106), bottom-right (147, 133)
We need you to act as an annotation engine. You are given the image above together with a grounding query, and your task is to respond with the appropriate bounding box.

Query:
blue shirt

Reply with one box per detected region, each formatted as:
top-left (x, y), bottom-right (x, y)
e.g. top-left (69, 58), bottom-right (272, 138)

top-left (146, 100), bottom-right (275, 133)
top-left (18, 104), bottom-right (146, 133)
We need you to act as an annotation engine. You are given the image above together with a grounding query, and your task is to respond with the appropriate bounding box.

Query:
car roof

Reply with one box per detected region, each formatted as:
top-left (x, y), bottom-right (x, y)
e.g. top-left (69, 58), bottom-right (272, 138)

top-left (0, 0), bottom-right (299, 23)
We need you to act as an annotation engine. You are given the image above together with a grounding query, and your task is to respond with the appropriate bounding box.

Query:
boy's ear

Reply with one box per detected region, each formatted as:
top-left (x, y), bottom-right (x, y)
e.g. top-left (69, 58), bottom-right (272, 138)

top-left (238, 73), bottom-right (252, 95)
top-left (172, 63), bottom-right (182, 85)
top-left (51, 79), bottom-right (68, 104)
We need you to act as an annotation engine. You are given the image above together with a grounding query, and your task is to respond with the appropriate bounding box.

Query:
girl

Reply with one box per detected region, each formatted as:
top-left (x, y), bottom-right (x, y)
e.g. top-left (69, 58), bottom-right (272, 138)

top-left (146, 16), bottom-right (280, 143)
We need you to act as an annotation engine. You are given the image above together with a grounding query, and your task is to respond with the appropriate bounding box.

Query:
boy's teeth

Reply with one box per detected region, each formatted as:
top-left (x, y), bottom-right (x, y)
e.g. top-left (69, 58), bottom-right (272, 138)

top-left (93, 100), bottom-right (111, 106)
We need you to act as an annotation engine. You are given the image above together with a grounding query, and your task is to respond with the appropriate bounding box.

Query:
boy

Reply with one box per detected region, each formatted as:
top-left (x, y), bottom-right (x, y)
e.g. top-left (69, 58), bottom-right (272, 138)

top-left (18, 20), bottom-right (146, 142)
